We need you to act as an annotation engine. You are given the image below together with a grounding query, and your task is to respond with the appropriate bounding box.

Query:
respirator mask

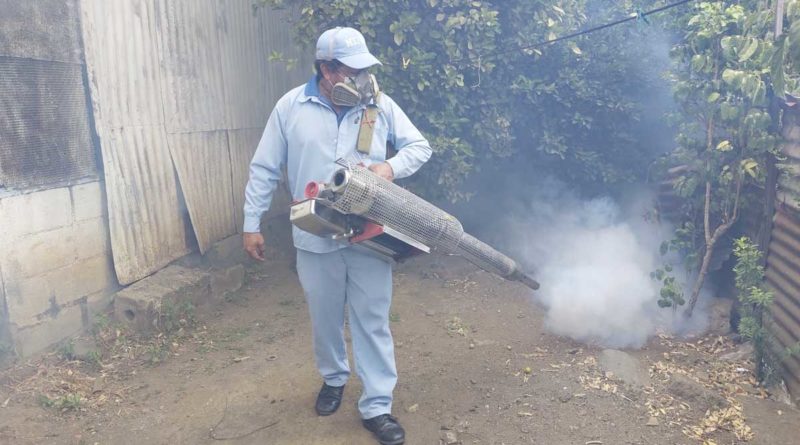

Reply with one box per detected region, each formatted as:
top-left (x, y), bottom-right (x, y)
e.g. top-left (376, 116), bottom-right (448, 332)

top-left (331, 70), bottom-right (380, 107)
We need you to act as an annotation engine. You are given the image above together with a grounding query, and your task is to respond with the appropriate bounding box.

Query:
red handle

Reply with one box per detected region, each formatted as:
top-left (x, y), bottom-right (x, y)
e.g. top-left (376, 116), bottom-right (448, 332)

top-left (305, 181), bottom-right (320, 199)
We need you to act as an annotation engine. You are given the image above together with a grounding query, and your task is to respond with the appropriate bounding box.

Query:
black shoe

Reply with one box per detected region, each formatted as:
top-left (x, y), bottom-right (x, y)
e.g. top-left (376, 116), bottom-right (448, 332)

top-left (362, 414), bottom-right (405, 445)
top-left (315, 383), bottom-right (344, 416)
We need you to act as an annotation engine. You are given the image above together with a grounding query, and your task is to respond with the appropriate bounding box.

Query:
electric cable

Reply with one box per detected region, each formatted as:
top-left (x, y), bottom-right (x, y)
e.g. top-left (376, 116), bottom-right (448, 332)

top-left (385, 0), bottom-right (696, 68)
top-left (500, 0), bottom-right (695, 58)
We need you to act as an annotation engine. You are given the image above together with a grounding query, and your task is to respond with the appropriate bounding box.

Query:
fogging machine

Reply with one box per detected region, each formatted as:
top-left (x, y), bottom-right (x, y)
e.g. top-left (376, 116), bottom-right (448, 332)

top-left (289, 165), bottom-right (540, 291)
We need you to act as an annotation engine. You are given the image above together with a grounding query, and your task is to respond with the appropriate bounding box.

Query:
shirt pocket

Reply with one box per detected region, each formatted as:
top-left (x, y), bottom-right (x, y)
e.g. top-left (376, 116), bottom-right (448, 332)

top-left (368, 110), bottom-right (390, 163)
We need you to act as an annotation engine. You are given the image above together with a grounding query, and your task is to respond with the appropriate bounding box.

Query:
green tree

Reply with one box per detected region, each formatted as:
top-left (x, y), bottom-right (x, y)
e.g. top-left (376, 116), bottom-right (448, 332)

top-left (658, 1), bottom-right (781, 316)
top-left (260, 0), bottom-right (674, 200)
top-left (770, 0), bottom-right (800, 96)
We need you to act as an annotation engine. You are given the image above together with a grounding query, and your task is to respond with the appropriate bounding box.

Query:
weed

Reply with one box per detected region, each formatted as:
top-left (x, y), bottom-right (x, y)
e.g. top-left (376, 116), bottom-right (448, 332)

top-left (733, 237), bottom-right (800, 384)
top-left (145, 342), bottom-right (168, 365)
top-left (38, 393), bottom-right (82, 411)
top-left (160, 299), bottom-right (196, 333)
top-left (446, 317), bottom-right (468, 337)
top-left (86, 350), bottom-right (103, 368)
top-left (58, 340), bottom-right (76, 360)
top-left (92, 312), bottom-right (111, 334)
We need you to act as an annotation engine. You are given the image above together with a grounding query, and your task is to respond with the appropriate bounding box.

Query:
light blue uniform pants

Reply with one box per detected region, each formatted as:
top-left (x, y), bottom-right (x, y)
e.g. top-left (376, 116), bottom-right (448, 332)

top-left (295, 246), bottom-right (397, 419)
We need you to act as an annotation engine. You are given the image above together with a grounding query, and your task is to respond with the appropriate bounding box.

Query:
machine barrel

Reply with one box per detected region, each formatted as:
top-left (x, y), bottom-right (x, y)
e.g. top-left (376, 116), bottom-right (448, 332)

top-left (327, 166), bottom-right (539, 291)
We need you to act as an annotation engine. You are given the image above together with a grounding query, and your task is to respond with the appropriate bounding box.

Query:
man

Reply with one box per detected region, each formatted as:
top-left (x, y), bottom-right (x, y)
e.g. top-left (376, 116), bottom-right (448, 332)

top-left (242, 27), bottom-right (431, 445)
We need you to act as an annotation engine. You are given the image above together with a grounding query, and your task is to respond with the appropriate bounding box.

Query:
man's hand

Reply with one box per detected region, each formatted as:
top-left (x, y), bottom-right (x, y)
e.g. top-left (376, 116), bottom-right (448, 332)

top-left (368, 162), bottom-right (394, 182)
top-left (243, 232), bottom-right (266, 261)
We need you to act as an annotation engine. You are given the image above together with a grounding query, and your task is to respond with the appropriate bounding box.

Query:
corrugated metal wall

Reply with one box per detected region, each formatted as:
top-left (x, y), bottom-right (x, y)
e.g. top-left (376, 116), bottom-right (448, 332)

top-left (80, 0), bottom-right (189, 285)
top-left (0, 0), bottom-right (97, 191)
top-left (80, 0), bottom-right (308, 284)
top-left (765, 104), bottom-right (800, 404)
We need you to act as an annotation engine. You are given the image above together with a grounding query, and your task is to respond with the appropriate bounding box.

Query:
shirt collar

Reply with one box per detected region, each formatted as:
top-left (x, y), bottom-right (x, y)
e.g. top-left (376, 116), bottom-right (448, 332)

top-left (303, 74), bottom-right (320, 99)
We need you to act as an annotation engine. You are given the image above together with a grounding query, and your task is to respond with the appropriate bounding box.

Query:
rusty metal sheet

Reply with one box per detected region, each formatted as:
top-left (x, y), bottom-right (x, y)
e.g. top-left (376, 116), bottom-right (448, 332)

top-left (767, 109), bottom-right (800, 401)
top-left (101, 127), bottom-right (190, 283)
top-left (156, 0), bottom-right (227, 133)
top-left (766, 205), bottom-right (800, 403)
top-left (81, 0), bottom-right (165, 128)
top-left (771, 301), bottom-right (800, 346)
top-left (766, 317), bottom-right (800, 399)
top-left (81, 0), bottom-right (188, 284)
top-left (228, 128), bottom-right (261, 232)
top-left (82, 0), bottom-right (308, 280)
top-left (216, 0), bottom-right (269, 130)
top-left (776, 179), bottom-right (800, 213)
top-left (258, 7), bottom-right (311, 106)
top-left (228, 128), bottom-right (291, 233)
top-left (223, 5), bottom-right (306, 231)
top-left (778, 129), bottom-right (800, 212)
top-left (765, 267), bottom-right (800, 325)
top-left (765, 266), bottom-right (800, 341)
top-left (167, 131), bottom-right (236, 253)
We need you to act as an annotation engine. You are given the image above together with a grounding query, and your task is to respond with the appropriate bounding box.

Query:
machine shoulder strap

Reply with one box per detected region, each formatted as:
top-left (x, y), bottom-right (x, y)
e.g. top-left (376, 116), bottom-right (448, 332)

top-left (356, 91), bottom-right (383, 155)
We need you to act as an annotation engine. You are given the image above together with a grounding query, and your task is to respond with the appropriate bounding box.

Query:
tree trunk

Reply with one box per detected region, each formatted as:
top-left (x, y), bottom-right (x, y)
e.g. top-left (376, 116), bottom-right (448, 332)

top-left (685, 220), bottom-right (736, 317)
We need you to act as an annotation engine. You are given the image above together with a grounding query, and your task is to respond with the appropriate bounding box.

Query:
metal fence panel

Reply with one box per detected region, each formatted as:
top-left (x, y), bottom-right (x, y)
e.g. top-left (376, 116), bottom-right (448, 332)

top-left (0, 0), bottom-right (96, 191)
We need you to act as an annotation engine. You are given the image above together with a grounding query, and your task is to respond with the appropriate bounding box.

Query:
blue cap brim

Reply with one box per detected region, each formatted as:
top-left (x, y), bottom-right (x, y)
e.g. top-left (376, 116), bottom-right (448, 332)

top-left (338, 52), bottom-right (382, 70)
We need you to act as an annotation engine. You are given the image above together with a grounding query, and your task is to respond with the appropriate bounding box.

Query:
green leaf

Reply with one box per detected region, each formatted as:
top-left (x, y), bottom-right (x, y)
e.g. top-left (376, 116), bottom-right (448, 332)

top-left (720, 102), bottom-right (739, 121)
top-left (770, 37), bottom-right (787, 96)
top-left (716, 140), bottom-right (733, 152)
top-left (741, 159), bottom-right (758, 178)
top-left (393, 32), bottom-right (404, 46)
top-left (707, 92), bottom-right (720, 103)
top-left (739, 38), bottom-right (759, 62)
top-left (691, 54), bottom-right (706, 72)
top-left (722, 69), bottom-right (742, 86)
top-left (751, 79), bottom-right (765, 104)
top-left (720, 36), bottom-right (733, 52)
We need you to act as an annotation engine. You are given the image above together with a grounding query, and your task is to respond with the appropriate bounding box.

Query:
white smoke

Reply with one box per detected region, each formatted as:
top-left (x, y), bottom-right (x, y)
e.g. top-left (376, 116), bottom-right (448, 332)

top-left (492, 178), bottom-right (709, 348)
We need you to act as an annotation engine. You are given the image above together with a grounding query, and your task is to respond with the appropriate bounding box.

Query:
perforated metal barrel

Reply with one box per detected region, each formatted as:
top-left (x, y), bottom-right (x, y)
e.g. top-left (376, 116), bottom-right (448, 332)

top-left (328, 166), bottom-right (539, 290)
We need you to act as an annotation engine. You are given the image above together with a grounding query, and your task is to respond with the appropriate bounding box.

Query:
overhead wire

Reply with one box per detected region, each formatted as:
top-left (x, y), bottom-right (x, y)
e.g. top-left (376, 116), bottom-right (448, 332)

top-left (493, 0), bottom-right (696, 60)
top-left (384, 0), bottom-right (696, 69)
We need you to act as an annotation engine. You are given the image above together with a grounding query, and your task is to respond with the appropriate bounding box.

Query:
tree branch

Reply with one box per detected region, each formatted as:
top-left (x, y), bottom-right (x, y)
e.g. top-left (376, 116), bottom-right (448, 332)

top-left (704, 180), bottom-right (712, 244)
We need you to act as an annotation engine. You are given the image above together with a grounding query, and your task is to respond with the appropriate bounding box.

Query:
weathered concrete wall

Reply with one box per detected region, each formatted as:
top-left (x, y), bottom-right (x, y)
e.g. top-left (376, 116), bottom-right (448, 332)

top-left (0, 0), bottom-right (110, 359)
top-left (0, 181), bottom-right (119, 356)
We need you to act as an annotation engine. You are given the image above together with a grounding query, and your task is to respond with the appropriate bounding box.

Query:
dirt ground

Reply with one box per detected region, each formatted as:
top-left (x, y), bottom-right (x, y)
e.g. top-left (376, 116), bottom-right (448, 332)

top-left (1, 240), bottom-right (799, 445)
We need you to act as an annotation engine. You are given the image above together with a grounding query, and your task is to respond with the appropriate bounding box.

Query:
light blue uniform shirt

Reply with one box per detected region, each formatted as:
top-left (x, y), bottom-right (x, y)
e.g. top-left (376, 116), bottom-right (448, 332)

top-left (244, 76), bottom-right (433, 253)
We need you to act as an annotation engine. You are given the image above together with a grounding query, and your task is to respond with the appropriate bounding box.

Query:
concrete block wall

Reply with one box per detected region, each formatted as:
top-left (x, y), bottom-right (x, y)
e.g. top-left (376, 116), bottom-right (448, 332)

top-left (0, 180), bottom-right (119, 357)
